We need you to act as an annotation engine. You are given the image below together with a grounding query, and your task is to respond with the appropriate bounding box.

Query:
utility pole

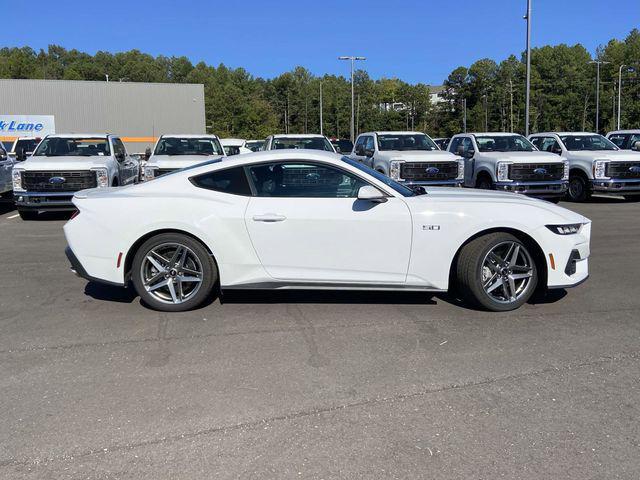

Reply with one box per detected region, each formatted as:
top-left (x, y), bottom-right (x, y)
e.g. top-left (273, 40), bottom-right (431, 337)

top-left (589, 60), bottom-right (610, 133)
top-left (105, 74), bottom-right (109, 82)
top-left (524, 0), bottom-right (532, 136)
top-left (319, 81), bottom-right (323, 135)
top-left (338, 56), bottom-right (366, 142)
top-left (462, 98), bottom-right (467, 133)
top-left (483, 94), bottom-right (489, 131)
top-left (617, 64), bottom-right (625, 130)
top-left (509, 79), bottom-right (514, 133)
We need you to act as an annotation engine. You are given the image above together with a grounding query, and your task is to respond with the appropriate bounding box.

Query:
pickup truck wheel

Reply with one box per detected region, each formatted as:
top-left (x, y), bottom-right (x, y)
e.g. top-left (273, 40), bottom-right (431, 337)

top-left (456, 232), bottom-right (538, 312)
top-left (131, 233), bottom-right (217, 312)
top-left (18, 209), bottom-right (39, 221)
top-left (476, 176), bottom-right (494, 190)
top-left (567, 174), bottom-right (591, 202)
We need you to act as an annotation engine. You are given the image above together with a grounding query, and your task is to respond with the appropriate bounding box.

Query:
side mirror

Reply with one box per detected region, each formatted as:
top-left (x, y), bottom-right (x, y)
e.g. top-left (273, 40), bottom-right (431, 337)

top-left (144, 147), bottom-right (152, 160)
top-left (632, 141), bottom-right (640, 152)
top-left (456, 145), bottom-right (464, 156)
top-left (15, 146), bottom-right (26, 162)
top-left (0, 148), bottom-right (6, 161)
top-left (552, 146), bottom-right (562, 155)
top-left (364, 148), bottom-right (374, 157)
top-left (465, 149), bottom-right (475, 159)
top-left (115, 152), bottom-right (125, 162)
top-left (357, 185), bottom-right (387, 203)
top-left (355, 145), bottom-right (364, 156)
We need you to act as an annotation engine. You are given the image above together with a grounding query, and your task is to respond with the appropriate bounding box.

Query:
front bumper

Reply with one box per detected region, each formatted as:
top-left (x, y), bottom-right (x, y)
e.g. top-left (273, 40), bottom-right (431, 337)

top-left (14, 191), bottom-right (76, 211)
top-left (592, 178), bottom-right (640, 194)
top-left (495, 180), bottom-right (568, 197)
top-left (538, 222), bottom-right (591, 289)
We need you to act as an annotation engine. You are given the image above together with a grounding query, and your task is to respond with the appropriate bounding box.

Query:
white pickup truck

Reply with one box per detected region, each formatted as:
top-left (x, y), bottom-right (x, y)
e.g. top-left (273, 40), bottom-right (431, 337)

top-left (606, 130), bottom-right (640, 151)
top-left (263, 134), bottom-right (337, 153)
top-left (448, 132), bottom-right (568, 200)
top-left (11, 134), bottom-right (140, 219)
top-left (350, 131), bottom-right (464, 188)
top-left (529, 132), bottom-right (640, 202)
top-left (0, 144), bottom-right (13, 200)
top-left (143, 134), bottom-right (225, 181)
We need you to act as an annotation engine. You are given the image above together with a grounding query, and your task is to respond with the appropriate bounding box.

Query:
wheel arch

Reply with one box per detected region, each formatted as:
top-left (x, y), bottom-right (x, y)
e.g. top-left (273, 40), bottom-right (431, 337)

top-left (123, 228), bottom-right (219, 284)
top-left (448, 227), bottom-right (548, 292)
top-left (474, 166), bottom-right (495, 184)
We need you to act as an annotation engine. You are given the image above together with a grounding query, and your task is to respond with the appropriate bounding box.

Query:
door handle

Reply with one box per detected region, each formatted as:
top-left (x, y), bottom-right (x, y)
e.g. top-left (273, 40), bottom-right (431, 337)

top-left (252, 214), bottom-right (287, 222)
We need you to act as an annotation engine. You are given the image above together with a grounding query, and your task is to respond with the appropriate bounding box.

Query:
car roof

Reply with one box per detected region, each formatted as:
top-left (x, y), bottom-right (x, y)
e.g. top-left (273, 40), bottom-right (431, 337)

top-left (530, 132), bottom-right (598, 136)
top-left (607, 130), bottom-right (640, 134)
top-left (462, 132), bottom-right (525, 136)
top-left (45, 133), bottom-right (110, 138)
top-left (271, 134), bottom-right (326, 138)
top-left (161, 134), bottom-right (220, 139)
top-left (220, 138), bottom-right (246, 146)
top-left (191, 149), bottom-right (342, 170)
top-left (359, 131), bottom-right (427, 136)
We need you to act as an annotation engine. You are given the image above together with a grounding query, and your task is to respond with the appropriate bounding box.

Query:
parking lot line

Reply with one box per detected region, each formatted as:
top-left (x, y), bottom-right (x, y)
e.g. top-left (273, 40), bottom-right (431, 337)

top-left (7, 214), bottom-right (19, 219)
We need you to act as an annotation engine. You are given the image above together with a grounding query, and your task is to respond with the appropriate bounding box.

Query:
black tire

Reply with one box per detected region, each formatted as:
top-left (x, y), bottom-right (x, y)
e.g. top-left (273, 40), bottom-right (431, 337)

top-left (456, 232), bottom-right (538, 312)
top-left (476, 175), bottom-right (494, 190)
top-left (623, 195), bottom-right (640, 202)
top-left (567, 173), bottom-right (591, 202)
top-left (18, 209), bottom-right (39, 221)
top-left (546, 197), bottom-right (561, 204)
top-left (131, 233), bottom-right (218, 312)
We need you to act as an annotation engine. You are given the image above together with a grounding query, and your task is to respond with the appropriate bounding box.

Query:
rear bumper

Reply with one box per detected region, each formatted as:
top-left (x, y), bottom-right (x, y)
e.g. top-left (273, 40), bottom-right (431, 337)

top-left (65, 246), bottom-right (124, 287)
top-left (495, 180), bottom-right (568, 197)
top-left (592, 178), bottom-right (640, 194)
top-left (15, 191), bottom-right (76, 211)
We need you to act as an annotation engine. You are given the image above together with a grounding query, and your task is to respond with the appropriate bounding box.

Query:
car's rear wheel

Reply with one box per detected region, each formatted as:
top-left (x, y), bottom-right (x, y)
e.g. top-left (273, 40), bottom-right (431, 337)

top-left (456, 232), bottom-right (538, 311)
top-left (131, 233), bottom-right (217, 312)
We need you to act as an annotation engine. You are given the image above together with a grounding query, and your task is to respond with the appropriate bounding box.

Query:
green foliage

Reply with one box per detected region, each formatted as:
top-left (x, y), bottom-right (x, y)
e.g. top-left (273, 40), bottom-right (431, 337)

top-left (1, 31), bottom-right (639, 139)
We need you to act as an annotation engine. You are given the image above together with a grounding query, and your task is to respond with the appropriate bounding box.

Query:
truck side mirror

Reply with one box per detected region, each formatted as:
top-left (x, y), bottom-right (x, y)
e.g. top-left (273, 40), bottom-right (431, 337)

top-left (552, 146), bottom-right (562, 155)
top-left (355, 145), bottom-right (364, 156)
top-left (0, 148), bottom-right (7, 161)
top-left (15, 146), bottom-right (26, 162)
top-left (115, 152), bottom-right (125, 162)
top-left (456, 145), bottom-right (464, 156)
top-left (144, 147), bottom-right (152, 160)
top-left (465, 149), bottom-right (475, 158)
top-left (364, 148), bottom-right (374, 157)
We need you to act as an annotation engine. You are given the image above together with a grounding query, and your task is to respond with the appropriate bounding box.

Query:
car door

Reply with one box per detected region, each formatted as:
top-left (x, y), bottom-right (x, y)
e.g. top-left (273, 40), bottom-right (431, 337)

top-left (351, 135), bottom-right (368, 163)
top-left (243, 160), bottom-right (413, 283)
top-left (0, 145), bottom-right (13, 193)
top-left (362, 136), bottom-right (376, 168)
top-left (112, 137), bottom-right (138, 184)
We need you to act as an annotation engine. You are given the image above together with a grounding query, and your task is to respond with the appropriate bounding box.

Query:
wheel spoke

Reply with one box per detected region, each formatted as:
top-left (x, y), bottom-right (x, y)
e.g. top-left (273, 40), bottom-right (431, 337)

top-left (169, 246), bottom-right (182, 267)
top-left (178, 248), bottom-right (188, 268)
top-left (507, 276), bottom-right (517, 300)
top-left (510, 272), bottom-right (532, 280)
top-left (146, 255), bottom-right (165, 272)
top-left (508, 244), bottom-right (520, 267)
top-left (144, 271), bottom-right (165, 287)
top-left (167, 280), bottom-right (178, 303)
top-left (511, 264), bottom-right (531, 272)
top-left (176, 279), bottom-right (184, 301)
top-left (485, 277), bottom-right (504, 293)
top-left (179, 275), bottom-right (202, 283)
top-left (486, 252), bottom-right (503, 271)
top-left (181, 266), bottom-right (200, 276)
top-left (148, 278), bottom-right (169, 292)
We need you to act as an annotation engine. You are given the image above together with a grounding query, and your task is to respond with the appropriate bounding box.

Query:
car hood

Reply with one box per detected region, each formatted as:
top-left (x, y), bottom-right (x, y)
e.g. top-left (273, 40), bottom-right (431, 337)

top-left (408, 187), bottom-right (587, 224)
top-left (147, 154), bottom-right (224, 169)
top-left (380, 150), bottom-right (461, 161)
top-left (564, 150), bottom-right (640, 161)
top-left (15, 155), bottom-right (111, 170)
top-left (477, 151), bottom-right (564, 163)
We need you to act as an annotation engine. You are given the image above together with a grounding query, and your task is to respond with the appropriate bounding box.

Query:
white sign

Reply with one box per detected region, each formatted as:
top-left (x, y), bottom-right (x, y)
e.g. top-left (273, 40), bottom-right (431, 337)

top-left (0, 115), bottom-right (55, 136)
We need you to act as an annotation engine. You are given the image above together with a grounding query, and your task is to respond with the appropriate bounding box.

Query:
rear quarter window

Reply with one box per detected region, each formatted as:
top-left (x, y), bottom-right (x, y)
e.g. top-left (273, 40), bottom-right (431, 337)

top-left (190, 166), bottom-right (252, 196)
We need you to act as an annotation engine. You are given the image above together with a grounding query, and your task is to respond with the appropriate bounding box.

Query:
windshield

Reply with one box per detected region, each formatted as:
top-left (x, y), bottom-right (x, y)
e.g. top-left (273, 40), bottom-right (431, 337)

top-left (272, 136), bottom-right (334, 152)
top-left (341, 157), bottom-right (417, 197)
top-left (475, 135), bottom-right (535, 152)
top-left (245, 140), bottom-right (265, 152)
top-left (154, 137), bottom-right (223, 156)
top-left (15, 138), bottom-right (40, 153)
top-left (560, 134), bottom-right (618, 151)
top-left (332, 139), bottom-right (354, 153)
top-left (377, 134), bottom-right (438, 151)
top-left (34, 137), bottom-right (111, 157)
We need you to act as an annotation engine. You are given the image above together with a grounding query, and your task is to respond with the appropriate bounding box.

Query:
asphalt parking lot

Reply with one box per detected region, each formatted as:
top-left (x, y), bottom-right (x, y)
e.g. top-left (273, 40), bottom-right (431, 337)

top-left (0, 197), bottom-right (639, 479)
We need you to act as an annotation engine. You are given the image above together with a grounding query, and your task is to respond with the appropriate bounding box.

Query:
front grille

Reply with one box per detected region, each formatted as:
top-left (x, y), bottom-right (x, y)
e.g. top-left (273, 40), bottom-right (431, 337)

top-left (156, 169), bottom-right (177, 177)
top-left (22, 170), bottom-right (97, 192)
top-left (508, 163), bottom-right (564, 181)
top-left (400, 162), bottom-right (458, 181)
top-left (607, 162), bottom-right (640, 179)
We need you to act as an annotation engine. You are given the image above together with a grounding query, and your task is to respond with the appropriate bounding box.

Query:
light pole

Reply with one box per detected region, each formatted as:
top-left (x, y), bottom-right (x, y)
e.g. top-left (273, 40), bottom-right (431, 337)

top-left (319, 81), bottom-right (323, 136)
top-left (524, 0), bottom-right (532, 136)
top-left (338, 56), bottom-right (366, 142)
top-left (617, 64), bottom-right (635, 130)
top-left (105, 74), bottom-right (109, 82)
top-left (589, 60), bottom-right (610, 133)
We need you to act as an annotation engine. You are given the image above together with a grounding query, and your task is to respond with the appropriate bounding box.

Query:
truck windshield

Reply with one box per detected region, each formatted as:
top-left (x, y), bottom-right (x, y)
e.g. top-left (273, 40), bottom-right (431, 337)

top-left (272, 137), bottom-right (334, 151)
top-left (560, 135), bottom-right (617, 151)
top-left (34, 137), bottom-right (111, 157)
top-left (377, 134), bottom-right (438, 151)
top-left (154, 137), bottom-right (223, 156)
top-left (475, 135), bottom-right (534, 152)
top-left (341, 157), bottom-right (418, 197)
top-left (14, 138), bottom-right (41, 153)
top-left (245, 140), bottom-right (265, 152)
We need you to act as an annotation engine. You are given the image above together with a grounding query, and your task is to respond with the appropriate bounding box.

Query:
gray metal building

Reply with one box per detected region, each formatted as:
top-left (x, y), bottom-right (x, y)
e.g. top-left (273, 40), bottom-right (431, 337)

top-left (0, 79), bottom-right (205, 151)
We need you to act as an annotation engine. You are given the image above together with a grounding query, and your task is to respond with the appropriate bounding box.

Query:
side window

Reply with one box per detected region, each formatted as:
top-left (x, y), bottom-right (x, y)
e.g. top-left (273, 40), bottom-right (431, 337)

top-left (364, 136), bottom-right (375, 151)
top-left (112, 138), bottom-right (126, 157)
top-left (530, 137), bottom-right (543, 149)
top-left (354, 136), bottom-right (366, 154)
top-left (461, 137), bottom-right (474, 153)
top-left (248, 162), bottom-right (369, 198)
top-left (608, 134), bottom-right (626, 148)
top-left (191, 166), bottom-right (252, 196)
top-left (539, 137), bottom-right (560, 153)
top-left (448, 137), bottom-right (461, 154)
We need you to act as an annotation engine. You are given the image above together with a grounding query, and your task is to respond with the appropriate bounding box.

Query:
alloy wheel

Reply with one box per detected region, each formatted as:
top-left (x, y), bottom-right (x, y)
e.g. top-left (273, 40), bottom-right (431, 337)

top-left (140, 243), bottom-right (203, 304)
top-left (481, 241), bottom-right (534, 304)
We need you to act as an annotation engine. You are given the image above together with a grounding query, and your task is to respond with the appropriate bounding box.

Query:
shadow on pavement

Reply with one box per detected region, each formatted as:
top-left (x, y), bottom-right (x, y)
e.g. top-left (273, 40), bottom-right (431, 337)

top-left (84, 282), bottom-right (137, 304)
top-left (29, 211), bottom-right (75, 221)
top-left (221, 289), bottom-right (437, 305)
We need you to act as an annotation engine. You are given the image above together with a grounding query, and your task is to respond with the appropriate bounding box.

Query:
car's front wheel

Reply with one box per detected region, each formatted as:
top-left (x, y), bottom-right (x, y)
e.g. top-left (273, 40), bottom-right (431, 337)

top-left (456, 232), bottom-right (538, 311)
top-left (131, 233), bottom-right (218, 312)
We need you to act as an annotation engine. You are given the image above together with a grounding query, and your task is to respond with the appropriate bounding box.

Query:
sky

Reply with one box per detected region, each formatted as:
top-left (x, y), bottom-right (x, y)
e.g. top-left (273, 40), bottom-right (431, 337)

top-left (4, 0), bottom-right (639, 85)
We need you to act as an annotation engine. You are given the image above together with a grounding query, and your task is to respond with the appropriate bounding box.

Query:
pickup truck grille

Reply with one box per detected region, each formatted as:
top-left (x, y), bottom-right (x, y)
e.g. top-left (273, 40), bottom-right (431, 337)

top-left (508, 163), bottom-right (564, 181)
top-left (22, 170), bottom-right (97, 192)
top-left (400, 162), bottom-right (459, 181)
top-left (607, 161), bottom-right (640, 179)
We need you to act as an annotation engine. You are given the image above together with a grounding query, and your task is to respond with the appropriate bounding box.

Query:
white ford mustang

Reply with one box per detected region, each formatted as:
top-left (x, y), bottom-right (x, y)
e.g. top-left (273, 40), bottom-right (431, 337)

top-left (63, 150), bottom-right (591, 312)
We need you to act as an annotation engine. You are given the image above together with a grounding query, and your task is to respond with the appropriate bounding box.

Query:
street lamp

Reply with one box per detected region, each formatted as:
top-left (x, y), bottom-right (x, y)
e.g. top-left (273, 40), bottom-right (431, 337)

top-left (524, 0), bottom-right (532, 136)
top-left (617, 64), bottom-right (636, 130)
top-left (338, 56), bottom-right (366, 142)
top-left (589, 60), bottom-right (610, 133)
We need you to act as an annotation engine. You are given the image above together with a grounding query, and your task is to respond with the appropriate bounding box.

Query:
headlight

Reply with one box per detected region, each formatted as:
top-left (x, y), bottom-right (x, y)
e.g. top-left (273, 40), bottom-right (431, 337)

top-left (389, 160), bottom-right (404, 181)
top-left (12, 169), bottom-right (24, 191)
top-left (92, 168), bottom-right (109, 188)
top-left (562, 159), bottom-right (569, 180)
top-left (456, 159), bottom-right (465, 180)
top-left (144, 165), bottom-right (159, 181)
top-left (496, 161), bottom-right (511, 182)
top-left (546, 224), bottom-right (582, 235)
top-left (593, 160), bottom-right (609, 179)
